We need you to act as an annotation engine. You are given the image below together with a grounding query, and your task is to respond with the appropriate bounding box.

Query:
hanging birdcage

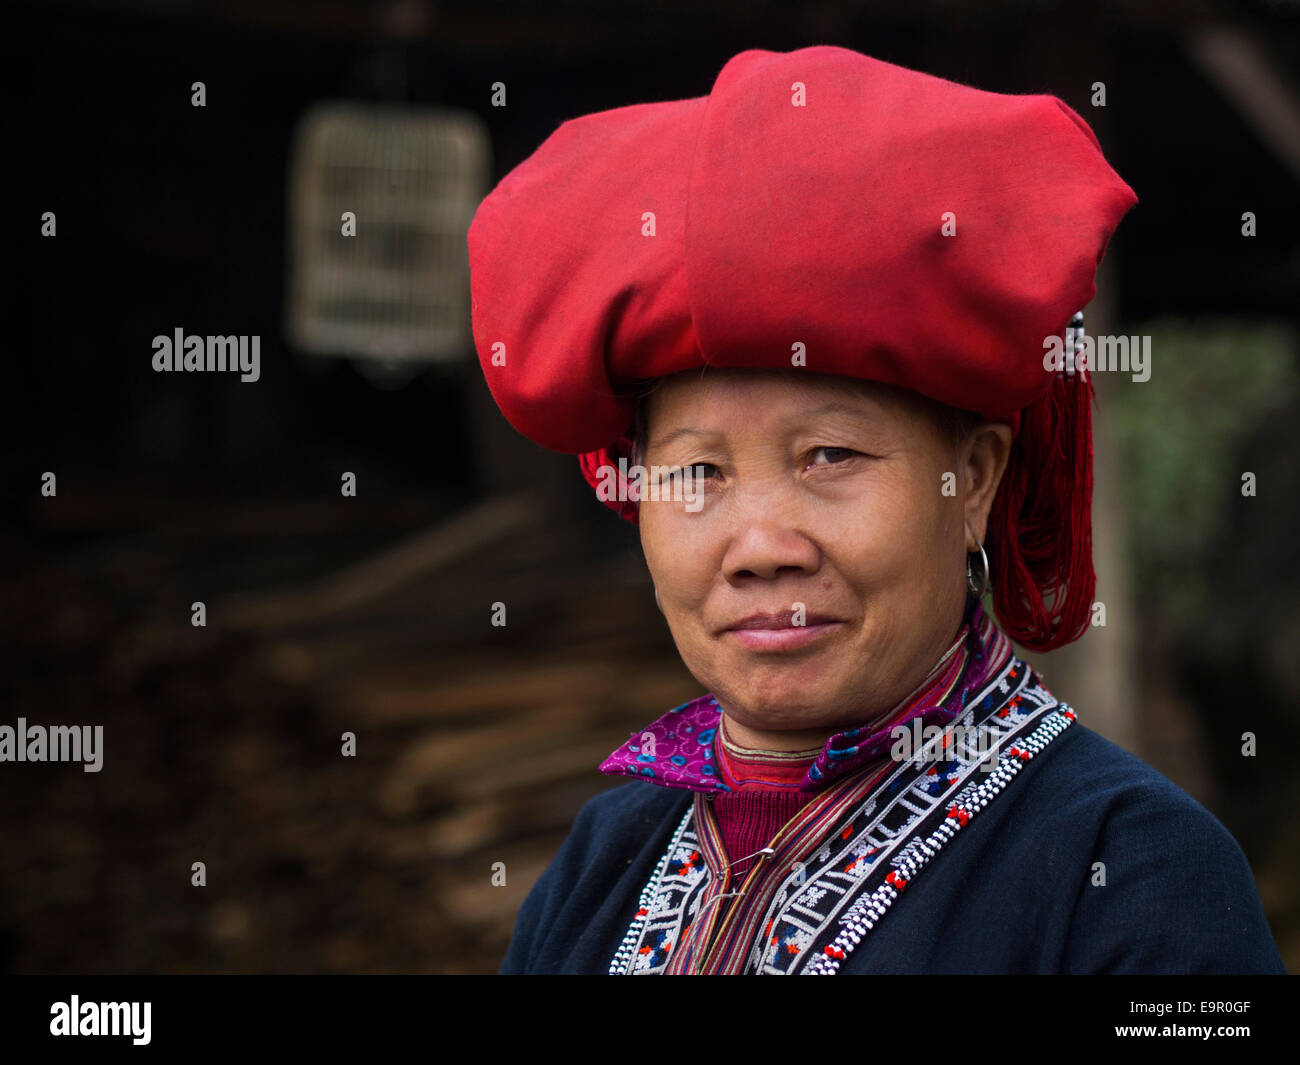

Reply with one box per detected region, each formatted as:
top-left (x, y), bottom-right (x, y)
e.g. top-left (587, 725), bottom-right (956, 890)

top-left (286, 101), bottom-right (490, 384)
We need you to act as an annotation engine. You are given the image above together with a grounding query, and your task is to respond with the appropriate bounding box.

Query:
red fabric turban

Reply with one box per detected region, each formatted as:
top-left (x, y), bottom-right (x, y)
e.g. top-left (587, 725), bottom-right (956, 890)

top-left (467, 45), bottom-right (1138, 652)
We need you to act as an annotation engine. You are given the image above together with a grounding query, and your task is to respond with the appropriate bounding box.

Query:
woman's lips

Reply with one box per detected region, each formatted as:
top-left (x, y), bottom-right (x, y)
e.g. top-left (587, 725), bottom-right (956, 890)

top-left (722, 616), bottom-right (842, 650)
top-left (723, 620), bottom-right (846, 651)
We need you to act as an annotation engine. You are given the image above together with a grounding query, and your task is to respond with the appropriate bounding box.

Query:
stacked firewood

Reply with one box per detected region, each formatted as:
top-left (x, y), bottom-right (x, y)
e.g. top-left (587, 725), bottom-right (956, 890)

top-left (0, 488), bottom-right (699, 973)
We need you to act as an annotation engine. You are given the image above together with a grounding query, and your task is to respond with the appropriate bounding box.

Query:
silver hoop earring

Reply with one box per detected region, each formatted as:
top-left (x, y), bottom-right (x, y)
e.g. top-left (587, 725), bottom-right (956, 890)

top-left (654, 586), bottom-right (663, 614)
top-left (967, 539), bottom-right (990, 599)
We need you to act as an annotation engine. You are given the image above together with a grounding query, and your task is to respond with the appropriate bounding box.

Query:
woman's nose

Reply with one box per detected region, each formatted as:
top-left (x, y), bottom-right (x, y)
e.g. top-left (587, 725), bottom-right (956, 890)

top-left (719, 511), bottom-right (821, 583)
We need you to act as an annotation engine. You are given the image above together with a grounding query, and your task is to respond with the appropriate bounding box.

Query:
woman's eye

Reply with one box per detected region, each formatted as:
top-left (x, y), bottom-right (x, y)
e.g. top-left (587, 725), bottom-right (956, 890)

top-left (662, 463), bottom-right (718, 482)
top-left (809, 446), bottom-right (857, 467)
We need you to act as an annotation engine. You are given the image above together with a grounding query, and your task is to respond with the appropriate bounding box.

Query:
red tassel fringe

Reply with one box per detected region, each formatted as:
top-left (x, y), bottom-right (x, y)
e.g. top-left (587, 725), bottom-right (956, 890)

top-left (986, 366), bottom-right (1097, 653)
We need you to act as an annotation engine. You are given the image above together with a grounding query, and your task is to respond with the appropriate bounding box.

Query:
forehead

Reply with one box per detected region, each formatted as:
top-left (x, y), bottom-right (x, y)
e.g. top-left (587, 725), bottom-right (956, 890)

top-left (645, 368), bottom-right (925, 427)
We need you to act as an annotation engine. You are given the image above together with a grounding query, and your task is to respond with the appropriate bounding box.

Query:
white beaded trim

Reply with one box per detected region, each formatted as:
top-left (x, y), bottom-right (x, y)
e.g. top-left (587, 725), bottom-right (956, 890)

top-left (801, 705), bottom-right (1076, 975)
top-left (608, 803), bottom-right (697, 975)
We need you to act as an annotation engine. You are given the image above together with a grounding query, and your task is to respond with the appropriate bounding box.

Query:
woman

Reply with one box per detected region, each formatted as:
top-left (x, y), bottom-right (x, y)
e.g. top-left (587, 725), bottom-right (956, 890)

top-left (468, 45), bottom-right (1285, 974)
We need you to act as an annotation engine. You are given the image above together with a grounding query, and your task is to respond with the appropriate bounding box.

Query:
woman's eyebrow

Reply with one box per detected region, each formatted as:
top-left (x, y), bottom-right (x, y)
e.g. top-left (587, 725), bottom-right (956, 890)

top-left (647, 425), bottom-right (719, 452)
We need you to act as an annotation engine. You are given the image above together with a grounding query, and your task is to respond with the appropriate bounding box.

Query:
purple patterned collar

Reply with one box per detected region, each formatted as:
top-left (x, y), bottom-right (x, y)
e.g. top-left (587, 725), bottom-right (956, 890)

top-left (598, 598), bottom-right (1004, 795)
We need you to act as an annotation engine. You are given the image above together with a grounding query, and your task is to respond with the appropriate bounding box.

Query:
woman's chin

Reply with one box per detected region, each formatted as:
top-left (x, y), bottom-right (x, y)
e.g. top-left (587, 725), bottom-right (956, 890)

top-left (716, 678), bottom-right (844, 728)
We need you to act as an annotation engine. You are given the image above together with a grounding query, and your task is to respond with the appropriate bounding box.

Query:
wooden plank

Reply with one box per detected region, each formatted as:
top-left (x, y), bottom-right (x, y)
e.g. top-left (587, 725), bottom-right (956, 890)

top-left (216, 492), bottom-right (540, 629)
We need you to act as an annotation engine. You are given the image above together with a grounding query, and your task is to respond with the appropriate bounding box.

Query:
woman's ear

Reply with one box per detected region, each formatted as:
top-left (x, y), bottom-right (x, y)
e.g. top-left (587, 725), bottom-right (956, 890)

top-left (962, 422), bottom-right (1013, 551)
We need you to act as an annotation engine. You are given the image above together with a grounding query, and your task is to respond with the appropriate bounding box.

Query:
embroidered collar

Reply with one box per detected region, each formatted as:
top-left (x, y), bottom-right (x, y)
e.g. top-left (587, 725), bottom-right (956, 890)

top-left (599, 598), bottom-right (1009, 794)
top-left (715, 715), bottom-right (820, 790)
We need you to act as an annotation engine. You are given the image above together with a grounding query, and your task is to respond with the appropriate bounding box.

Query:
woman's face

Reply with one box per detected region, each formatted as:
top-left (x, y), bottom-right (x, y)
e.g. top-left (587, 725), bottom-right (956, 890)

top-left (638, 369), bottom-right (1011, 747)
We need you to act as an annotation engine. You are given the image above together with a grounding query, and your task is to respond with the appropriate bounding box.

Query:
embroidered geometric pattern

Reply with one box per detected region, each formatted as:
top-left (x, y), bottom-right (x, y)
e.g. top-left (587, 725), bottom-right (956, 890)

top-left (607, 804), bottom-right (703, 975)
top-left (802, 704), bottom-right (1075, 974)
top-left (608, 652), bottom-right (1074, 975)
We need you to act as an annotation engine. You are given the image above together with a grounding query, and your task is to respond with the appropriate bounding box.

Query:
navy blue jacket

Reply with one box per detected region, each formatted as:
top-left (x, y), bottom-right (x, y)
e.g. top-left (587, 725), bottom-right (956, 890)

top-left (500, 723), bottom-right (1287, 974)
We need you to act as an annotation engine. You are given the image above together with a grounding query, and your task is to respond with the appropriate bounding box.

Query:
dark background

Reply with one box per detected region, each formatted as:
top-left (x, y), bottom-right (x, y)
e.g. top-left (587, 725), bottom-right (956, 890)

top-left (3, 0), bottom-right (1298, 973)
